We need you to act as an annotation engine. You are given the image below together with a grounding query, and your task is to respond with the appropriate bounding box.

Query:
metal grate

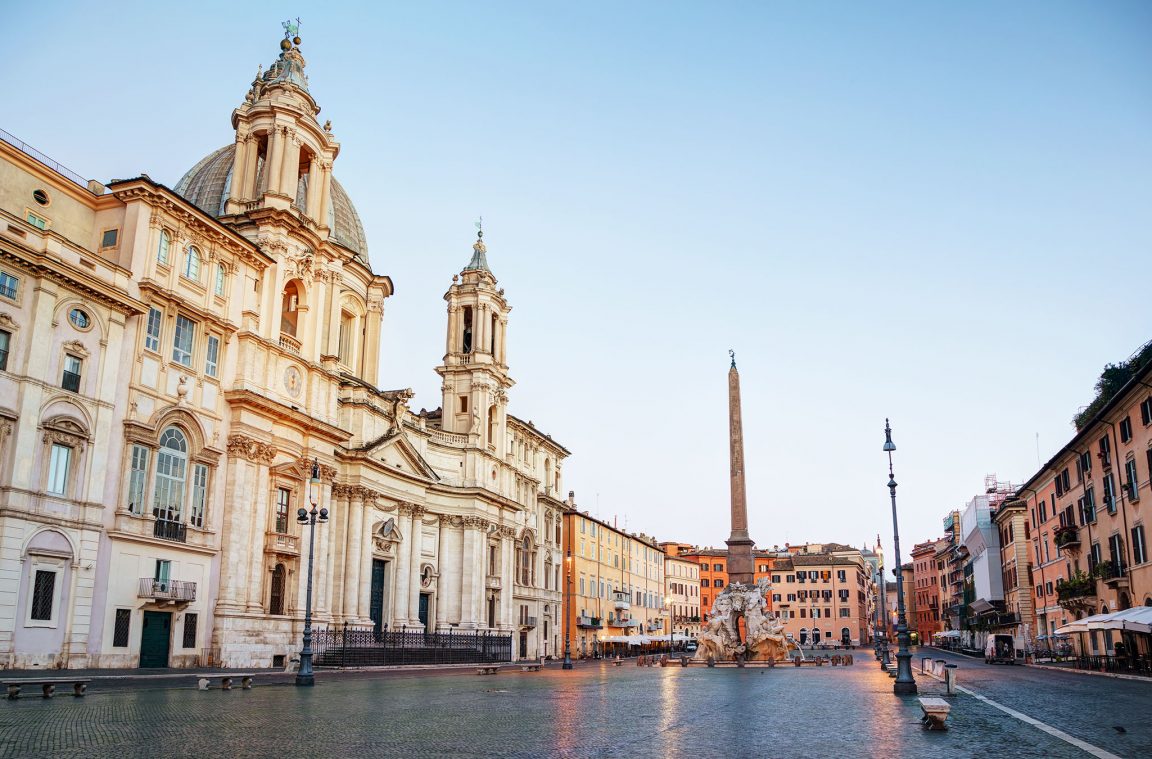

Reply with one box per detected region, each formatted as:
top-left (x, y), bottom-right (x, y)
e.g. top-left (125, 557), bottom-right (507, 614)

top-left (30, 570), bottom-right (55, 620)
top-left (113, 609), bottom-right (131, 647)
top-left (183, 613), bottom-right (198, 649)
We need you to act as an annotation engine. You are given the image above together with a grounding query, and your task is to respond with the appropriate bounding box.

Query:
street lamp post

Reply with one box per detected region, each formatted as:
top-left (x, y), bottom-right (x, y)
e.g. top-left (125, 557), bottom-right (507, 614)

top-left (562, 550), bottom-right (573, 669)
top-left (878, 560), bottom-right (891, 667)
top-left (295, 458), bottom-right (329, 687)
top-left (883, 419), bottom-right (917, 695)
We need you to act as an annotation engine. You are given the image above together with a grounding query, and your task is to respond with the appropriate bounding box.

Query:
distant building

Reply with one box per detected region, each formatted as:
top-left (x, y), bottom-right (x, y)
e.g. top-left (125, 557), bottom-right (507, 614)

top-left (659, 543), bottom-right (701, 641)
top-left (562, 509), bottom-right (665, 657)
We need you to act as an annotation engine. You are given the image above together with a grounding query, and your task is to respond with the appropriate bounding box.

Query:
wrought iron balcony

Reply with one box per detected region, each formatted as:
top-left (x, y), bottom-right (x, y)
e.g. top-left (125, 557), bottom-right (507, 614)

top-left (519, 616), bottom-right (537, 630)
top-left (138, 577), bottom-right (197, 602)
top-left (576, 615), bottom-right (602, 629)
top-left (61, 370), bottom-right (81, 393)
top-left (1096, 560), bottom-right (1129, 588)
top-left (153, 519), bottom-right (187, 543)
top-left (1054, 526), bottom-right (1080, 551)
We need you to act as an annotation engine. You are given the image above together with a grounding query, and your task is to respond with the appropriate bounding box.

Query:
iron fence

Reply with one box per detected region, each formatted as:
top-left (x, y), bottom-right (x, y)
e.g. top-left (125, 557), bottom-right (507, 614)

top-left (1073, 654), bottom-right (1152, 677)
top-left (312, 624), bottom-right (512, 667)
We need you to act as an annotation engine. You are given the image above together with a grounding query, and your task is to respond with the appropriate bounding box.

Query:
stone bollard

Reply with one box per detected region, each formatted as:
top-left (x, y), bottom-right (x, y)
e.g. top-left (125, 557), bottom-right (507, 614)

top-left (707, 656), bottom-right (716, 668)
top-left (794, 657), bottom-right (802, 667)
top-left (197, 678), bottom-right (211, 691)
top-left (680, 656), bottom-right (689, 667)
top-left (922, 656), bottom-right (931, 673)
top-left (945, 664), bottom-right (957, 694)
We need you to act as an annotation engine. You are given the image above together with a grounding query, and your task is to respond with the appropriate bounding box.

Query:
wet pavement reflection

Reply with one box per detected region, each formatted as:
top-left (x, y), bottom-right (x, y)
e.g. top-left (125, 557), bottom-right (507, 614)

top-left (0, 658), bottom-right (1133, 758)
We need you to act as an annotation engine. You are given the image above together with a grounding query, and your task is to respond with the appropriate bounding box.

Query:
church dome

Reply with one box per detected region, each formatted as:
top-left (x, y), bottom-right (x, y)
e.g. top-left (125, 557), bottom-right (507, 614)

top-left (174, 144), bottom-right (369, 263)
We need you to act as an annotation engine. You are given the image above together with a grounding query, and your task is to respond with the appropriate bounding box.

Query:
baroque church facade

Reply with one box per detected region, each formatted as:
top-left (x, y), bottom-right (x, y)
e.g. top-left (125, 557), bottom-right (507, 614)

top-left (0, 32), bottom-right (566, 669)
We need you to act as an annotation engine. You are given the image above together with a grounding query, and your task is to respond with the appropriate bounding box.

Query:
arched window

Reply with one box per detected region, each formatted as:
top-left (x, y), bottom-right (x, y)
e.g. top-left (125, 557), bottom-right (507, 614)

top-left (281, 281), bottom-right (301, 337)
top-left (269, 563), bottom-right (286, 615)
top-left (157, 230), bottom-right (170, 265)
top-left (183, 246), bottom-right (201, 281)
top-left (153, 427), bottom-right (188, 522)
top-left (338, 310), bottom-right (355, 366)
top-left (487, 404), bottom-right (497, 449)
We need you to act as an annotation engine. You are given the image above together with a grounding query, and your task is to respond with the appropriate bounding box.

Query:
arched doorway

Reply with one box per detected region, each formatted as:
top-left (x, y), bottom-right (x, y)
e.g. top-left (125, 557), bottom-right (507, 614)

top-left (798, 628), bottom-right (808, 645)
top-left (841, 627), bottom-right (851, 646)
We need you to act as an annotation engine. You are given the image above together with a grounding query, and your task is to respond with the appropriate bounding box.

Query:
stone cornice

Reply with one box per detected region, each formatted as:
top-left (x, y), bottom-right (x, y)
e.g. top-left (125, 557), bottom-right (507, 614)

top-left (223, 389), bottom-right (350, 444)
top-left (0, 240), bottom-right (147, 317)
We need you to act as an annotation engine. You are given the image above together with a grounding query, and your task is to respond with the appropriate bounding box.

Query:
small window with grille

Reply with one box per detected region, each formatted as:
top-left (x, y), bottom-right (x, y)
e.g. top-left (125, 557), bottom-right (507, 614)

top-left (183, 613), bottom-right (198, 649)
top-left (113, 609), bottom-right (131, 647)
top-left (30, 570), bottom-right (55, 621)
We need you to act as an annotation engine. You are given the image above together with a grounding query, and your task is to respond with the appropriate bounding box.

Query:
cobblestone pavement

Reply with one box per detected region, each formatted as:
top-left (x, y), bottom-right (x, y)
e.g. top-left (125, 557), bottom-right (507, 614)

top-left (922, 647), bottom-right (1152, 757)
top-left (1, 654), bottom-right (1146, 758)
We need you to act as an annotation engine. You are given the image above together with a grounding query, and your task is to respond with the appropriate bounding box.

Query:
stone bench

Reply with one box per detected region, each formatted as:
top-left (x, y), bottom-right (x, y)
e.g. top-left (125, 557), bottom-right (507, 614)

top-left (196, 673), bottom-right (254, 691)
top-left (919, 697), bottom-right (951, 730)
top-left (475, 665), bottom-right (501, 675)
top-left (520, 664), bottom-right (542, 672)
top-left (5, 678), bottom-right (91, 699)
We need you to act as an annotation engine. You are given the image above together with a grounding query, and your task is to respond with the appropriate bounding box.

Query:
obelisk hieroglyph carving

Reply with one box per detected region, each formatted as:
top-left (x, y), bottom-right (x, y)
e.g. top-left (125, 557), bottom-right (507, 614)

top-left (725, 350), bottom-right (755, 586)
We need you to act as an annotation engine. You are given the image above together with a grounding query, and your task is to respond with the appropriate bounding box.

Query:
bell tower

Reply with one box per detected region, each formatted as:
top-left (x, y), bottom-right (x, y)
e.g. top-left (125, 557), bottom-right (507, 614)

top-left (223, 22), bottom-right (339, 232)
top-left (435, 225), bottom-right (513, 450)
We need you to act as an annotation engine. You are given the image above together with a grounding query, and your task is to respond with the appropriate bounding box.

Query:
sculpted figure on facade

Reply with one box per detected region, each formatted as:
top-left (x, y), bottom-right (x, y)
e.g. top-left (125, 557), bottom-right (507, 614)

top-left (226, 434), bottom-right (276, 463)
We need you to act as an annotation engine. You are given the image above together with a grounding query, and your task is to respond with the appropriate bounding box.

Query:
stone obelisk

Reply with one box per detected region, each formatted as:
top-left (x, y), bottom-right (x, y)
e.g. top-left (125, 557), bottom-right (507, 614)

top-left (725, 351), bottom-right (755, 585)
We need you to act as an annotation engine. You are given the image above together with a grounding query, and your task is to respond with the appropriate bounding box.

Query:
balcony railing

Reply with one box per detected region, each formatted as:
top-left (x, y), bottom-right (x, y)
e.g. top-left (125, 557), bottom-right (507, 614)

top-left (1095, 560), bottom-right (1129, 587)
top-left (519, 616), bottom-right (537, 630)
top-left (138, 577), bottom-right (197, 602)
top-left (264, 531), bottom-right (300, 555)
top-left (1054, 526), bottom-right (1080, 551)
top-left (278, 333), bottom-right (302, 355)
top-left (153, 519), bottom-right (187, 543)
top-left (61, 370), bottom-right (81, 393)
top-left (576, 615), bottom-right (602, 629)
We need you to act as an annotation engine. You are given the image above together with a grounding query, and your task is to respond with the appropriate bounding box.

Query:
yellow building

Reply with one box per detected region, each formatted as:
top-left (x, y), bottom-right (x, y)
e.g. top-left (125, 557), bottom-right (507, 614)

top-left (562, 508), bottom-right (665, 657)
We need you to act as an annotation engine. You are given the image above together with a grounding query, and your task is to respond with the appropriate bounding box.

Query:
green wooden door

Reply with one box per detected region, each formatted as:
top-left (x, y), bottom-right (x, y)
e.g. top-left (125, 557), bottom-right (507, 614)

top-left (140, 611), bottom-right (171, 668)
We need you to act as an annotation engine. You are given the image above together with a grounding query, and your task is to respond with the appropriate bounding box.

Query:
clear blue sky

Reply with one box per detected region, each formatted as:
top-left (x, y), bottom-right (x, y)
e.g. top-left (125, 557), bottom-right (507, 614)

top-left (5, 2), bottom-right (1151, 554)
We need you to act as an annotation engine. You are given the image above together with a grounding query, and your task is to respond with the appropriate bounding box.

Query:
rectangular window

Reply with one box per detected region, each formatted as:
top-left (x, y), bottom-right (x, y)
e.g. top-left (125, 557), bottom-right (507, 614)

top-left (189, 463), bottom-right (208, 528)
top-left (0, 328), bottom-right (9, 371)
top-left (1142, 397), bottom-right (1152, 426)
top-left (1104, 473), bottom-right (1117, 514)
top-left (62, 354), bottom-right (82, 392)
top-left (214, 265), bottom-right (226, 297)
top-left (47, 444), bottom-right (71, 495)
top-left (459, 395), bottom-right (469, 414)
top-left (155, 559), bottom-right (171, 587)
top-left (1078, 452), bottom-right (1092, 480)
top-left (30, 570), bottom-right (55, 621)
top-left (26, 211), bottom-right (47, 230)
top-left (1126, 459), bottom-right (1140, 502)
top-left (182, 613), bottom-right (198, 649)
top-left (1039, 500), bottom-right (1048, 523)
top-left (275, 487), bottom-right (291, 534)
top-left (1120, 417), bottom-right (1133, 443)
top-left (128, 444), bottom-right (150, 513)
top-left (113, 609), bottom-right (131, 647)
top-left (157, 230), bottom-right (170, 264)
top-left (100, 229), bottom-right (119, 248)
top-left (145, 307), bottom-right (162, 352)
top-left (205, 335), bottom-right (219, 377)
top-left (0, 271), bottom-right (17, 300)
top-left (1133, 526), bottom-right (1147, 565)
top-left (172, 315), bottom-right (195, 366)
